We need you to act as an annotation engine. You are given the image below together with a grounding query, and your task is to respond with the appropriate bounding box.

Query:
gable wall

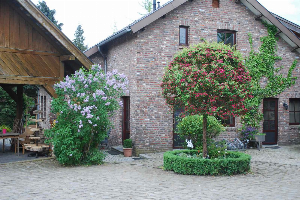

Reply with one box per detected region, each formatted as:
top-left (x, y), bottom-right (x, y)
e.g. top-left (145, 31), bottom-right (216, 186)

top-left (0, 1), bottom-right (59, 53)
top-left (91, 0), bottom-right (300, 153)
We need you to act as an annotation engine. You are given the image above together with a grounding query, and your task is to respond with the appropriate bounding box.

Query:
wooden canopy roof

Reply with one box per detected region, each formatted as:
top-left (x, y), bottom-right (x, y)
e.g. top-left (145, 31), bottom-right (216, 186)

top-left (0, 0), bottom-right (93, 97)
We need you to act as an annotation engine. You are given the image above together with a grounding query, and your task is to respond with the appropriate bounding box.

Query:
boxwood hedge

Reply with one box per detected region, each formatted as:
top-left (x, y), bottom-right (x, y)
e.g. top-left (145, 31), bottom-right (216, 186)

top-left (164, 150), bottom-right (251, 175)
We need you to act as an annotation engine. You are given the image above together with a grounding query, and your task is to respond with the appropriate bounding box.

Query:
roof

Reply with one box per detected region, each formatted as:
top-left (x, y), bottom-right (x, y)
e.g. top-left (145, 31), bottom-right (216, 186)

top-left (0, 0), bottom-right (93, 97)
top-left (85, 0), bottom-right (300, 57)
top-left (16, 0), bottom-right (93, 68)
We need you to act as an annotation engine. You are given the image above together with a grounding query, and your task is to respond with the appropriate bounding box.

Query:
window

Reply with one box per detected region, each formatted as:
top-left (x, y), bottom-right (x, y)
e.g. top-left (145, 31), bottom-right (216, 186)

top-left (217, 30), bottom-right (236, 47)
top-left (217, 115), bottom-right (235, 127)
top-left (179, 26), bottom-right (188, 46)
top-left (40, 95), bottom-right (46, 119)
top-left (212, 0), bottom-right (219, 8)
top-left (289, 99), bottom-right (300, 125)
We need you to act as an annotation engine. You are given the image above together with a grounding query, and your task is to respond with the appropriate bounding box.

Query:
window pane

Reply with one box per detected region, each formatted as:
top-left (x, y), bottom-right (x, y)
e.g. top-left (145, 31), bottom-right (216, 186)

top-left (180, 27), bottom-right (187, 44)
top-left (296, 112), bottom-right (300, 123)
top-left (225, 33), bottom-right (234, 46)
top-left (270, 101), bottom-right (275, 110)
top-left (269, 121), bottom-right (275, 130)
top-left (295, 101), bottom-right (300, 111)
top-left (217, 33), bottom-right (225, 43)
top-left (289, 112), bottom-right (295, 123)
top-left (289, 100), bottom-right (295, 111)
top-left (263, 121), bottom-right (269, 130)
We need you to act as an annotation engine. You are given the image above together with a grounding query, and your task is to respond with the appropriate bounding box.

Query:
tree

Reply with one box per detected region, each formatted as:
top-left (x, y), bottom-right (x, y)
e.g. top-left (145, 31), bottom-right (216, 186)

top-left (73, 25), bottom-right (88, 52)
top-left (242, 22), bottom-right (297, 127)
top-left (45, 65), bottom-right (128, 165)
top-left (36, 1), bottom-right (63, 30)
top-left (161, 42), bottom-right (253, 157)
top-left (139, 0), bottom-right (152, 15)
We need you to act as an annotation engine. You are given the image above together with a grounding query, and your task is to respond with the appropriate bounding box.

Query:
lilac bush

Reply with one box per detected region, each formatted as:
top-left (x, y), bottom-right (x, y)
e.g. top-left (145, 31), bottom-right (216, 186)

top-left (45, 65), bottom-right (128, 165)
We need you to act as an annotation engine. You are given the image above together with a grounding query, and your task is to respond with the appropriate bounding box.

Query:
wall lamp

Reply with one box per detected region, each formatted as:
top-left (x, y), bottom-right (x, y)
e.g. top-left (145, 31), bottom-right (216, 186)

top-left (283, 102), bottom-right (288, 110)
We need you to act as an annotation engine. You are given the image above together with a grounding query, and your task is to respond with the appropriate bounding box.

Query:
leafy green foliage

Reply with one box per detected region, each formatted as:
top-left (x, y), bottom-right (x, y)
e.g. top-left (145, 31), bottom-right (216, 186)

top-left (176, 115), bottom-right (224, 149)
top-left (161, 41), bottom-right (253, 157)
top-left (164, 150), bottom-right (251, 175)
top-left (45, 65), bottom-right (128, 165)
top-left (0, 125), bottom-right (12, 132)
top-left (123, 139), bottom-right (133, 148)
top-left (73, 25), bottom-right (88, 52)
top-left (139, 0), bottom-right (152, 15)
top-left (0, 87), bottom-right (16, 129)
top-left (36, 1), bottom-right (63, 30)
top-left (243, 21), bottom-right (297, 127)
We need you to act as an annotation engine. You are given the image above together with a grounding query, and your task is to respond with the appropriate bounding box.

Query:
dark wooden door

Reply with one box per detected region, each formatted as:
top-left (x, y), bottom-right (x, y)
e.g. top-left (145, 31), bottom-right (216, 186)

top-left (263, 98), bottom-right (278, 144)
top-left (173, 107), bottom-right (185, 148)
top-left (122, 97), bottom-right (130, 142)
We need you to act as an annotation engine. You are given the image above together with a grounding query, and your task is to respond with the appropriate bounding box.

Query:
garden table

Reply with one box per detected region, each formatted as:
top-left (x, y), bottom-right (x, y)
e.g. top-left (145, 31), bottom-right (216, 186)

top-left (0, 133), bottom-right (19, 156)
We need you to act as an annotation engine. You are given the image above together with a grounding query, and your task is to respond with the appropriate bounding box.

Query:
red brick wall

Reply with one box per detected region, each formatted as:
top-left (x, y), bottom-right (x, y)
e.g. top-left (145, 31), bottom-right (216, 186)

top-left (90, 0), bottom-right (300, 153)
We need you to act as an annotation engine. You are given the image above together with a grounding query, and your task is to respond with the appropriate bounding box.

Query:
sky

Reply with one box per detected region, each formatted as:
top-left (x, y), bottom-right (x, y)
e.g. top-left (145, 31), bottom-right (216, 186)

top-left (30, 0), bottom-right (300, 48)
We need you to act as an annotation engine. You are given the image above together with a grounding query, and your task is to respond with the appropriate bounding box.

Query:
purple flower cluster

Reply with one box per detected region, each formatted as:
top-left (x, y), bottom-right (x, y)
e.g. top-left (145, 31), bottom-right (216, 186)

top-left (240, 126), bottom-right (258, 140)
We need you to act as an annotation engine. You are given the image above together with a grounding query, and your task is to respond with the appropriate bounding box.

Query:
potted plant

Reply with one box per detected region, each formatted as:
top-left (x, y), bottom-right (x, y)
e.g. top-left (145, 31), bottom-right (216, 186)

top-left (254, 133), bottom-right (266, 142)
top-left (123, 139), bottom-right (133, 157)
top-left (254, 133), bottom-right (266, 150)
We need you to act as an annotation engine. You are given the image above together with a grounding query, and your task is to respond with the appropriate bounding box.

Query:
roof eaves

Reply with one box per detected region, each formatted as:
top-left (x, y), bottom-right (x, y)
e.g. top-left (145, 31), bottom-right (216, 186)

top-left (17, 0), bottom-right (93, 68)
top-left (241, 0), bottom-right (300, 53)
top-left (85, 0), bottom-right (180, 56)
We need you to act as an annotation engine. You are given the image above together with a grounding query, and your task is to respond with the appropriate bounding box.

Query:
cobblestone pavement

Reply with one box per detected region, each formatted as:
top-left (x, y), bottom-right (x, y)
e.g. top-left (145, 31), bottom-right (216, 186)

top-left (1, 145), bottom-right (300, 200)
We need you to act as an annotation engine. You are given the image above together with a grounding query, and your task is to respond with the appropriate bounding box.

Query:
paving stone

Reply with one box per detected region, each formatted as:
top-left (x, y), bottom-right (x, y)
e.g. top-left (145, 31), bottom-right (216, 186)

top-left (1, 145), bottom-right (300, 199)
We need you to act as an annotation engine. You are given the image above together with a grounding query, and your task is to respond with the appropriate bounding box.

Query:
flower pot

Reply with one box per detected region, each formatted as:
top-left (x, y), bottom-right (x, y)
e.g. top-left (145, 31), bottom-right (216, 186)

top-left (2, 129), bottom-right (6, 134)
top-left (123, 148), bottom-right (133, 157)
top-left (255, 134), bottom-right (265, 142)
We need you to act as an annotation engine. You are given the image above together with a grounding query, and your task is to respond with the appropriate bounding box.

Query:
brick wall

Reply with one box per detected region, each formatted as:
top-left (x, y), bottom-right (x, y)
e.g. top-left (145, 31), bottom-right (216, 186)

top-left (90, 0), bottom-right (300, 153)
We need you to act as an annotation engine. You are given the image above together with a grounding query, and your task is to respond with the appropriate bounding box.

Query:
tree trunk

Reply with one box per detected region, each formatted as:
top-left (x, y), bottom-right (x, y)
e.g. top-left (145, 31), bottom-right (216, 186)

top-left (202, 115), bottom-right (208, 158)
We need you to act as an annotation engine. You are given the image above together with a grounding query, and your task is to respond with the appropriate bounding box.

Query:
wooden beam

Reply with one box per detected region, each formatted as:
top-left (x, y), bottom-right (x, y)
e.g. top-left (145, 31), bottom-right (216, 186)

top-left (0, 75), bottom-right (60, 85)
top-left (60, 61), bottom-right (65, 81)
top-left (0, 47), bottom-right (60, 57)
top-left (16, 0), bottom-right (93, 69)
top-left (60, 55), bottom-right (76, 61)
top-left (0, 85), bottom-right (18, 102)
top-left (43, 84), bottom-right (57, 98)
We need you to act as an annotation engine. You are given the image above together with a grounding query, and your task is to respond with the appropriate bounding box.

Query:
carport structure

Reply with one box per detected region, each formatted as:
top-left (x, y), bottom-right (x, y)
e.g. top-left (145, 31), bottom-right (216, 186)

top-left (0, 0), bottom-right (92, 131)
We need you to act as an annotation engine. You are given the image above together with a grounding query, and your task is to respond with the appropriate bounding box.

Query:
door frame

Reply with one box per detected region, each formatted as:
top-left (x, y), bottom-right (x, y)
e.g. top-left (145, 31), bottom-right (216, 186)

top-left (263, 98), bottom-right (278, 145)
top-left (122, 96), bottom-right (130, 143)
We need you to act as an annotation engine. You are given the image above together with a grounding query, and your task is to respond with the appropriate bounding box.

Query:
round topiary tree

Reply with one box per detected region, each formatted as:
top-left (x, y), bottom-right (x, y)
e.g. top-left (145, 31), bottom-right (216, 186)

top-left (161, 42), bottom-right (253, 157)
top-left (176, 115), bottom-right (225, 149)
top-left (45, 65), bottom-right (128, 165)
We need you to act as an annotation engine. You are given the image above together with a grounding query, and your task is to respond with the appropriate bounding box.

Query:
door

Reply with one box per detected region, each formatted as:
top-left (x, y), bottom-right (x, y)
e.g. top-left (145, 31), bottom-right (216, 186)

top-left (122, 97), bottom-right (130, 142)
top-left (173, 107), bottom-right (185, 148)
top-left (263, 98), bottom-right (278, 144)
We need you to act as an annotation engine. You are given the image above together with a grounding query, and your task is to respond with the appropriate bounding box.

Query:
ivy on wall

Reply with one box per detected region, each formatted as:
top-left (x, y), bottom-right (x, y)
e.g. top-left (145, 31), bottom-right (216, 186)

top-left (242, 21), bottom-right (298, 127)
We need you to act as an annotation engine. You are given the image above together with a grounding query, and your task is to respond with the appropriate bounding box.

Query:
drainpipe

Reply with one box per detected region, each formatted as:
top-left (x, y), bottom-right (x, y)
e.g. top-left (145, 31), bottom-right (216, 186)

top-left (97, 46), bottom-right (107, 74)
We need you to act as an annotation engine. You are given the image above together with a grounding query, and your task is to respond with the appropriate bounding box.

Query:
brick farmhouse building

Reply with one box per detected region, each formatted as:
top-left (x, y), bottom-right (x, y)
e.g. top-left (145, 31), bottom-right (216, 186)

top-left (85, 0), bottom-right (300, 154)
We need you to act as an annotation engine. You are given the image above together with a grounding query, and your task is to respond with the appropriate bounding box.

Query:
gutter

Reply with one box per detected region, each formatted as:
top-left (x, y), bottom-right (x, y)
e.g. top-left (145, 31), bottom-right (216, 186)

top-left (97, 28), bottom-right (131, 47)
top-left (98, 46), bottom-right (107, 74)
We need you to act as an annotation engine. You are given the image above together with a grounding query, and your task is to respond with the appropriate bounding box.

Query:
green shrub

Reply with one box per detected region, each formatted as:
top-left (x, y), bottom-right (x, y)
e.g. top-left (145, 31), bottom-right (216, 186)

top-left (176, 115), bottom-right (224, 149)
top-left (164, 150), bottom-right (251, 175)
top-left (45, 65), bottom-right (128, 166)
top-left (123, 139), bottom-right (132, 148)
top-left (0, 125), bottom-right (12, 132)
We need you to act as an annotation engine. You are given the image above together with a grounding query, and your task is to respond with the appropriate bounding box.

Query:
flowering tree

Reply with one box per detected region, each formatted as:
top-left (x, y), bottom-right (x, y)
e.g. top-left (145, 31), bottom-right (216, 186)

top-left (161, 42), bottom-right (253, 157)
top-left (45, 65), bottom-right (128, 165)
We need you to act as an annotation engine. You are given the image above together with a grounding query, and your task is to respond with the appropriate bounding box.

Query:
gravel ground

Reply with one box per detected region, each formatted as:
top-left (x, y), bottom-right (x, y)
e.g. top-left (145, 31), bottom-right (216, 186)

top-left (0, 145), bottom-right (299, 200)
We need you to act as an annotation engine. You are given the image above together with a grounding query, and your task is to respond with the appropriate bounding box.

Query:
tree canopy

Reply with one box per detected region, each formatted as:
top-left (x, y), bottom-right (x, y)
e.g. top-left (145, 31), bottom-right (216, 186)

top-left (161, 42), bottom-right (253, 157)
top-left (36, 1), bottom-right (63, 30)
top-left (73, 25), bottom-right (88, 52)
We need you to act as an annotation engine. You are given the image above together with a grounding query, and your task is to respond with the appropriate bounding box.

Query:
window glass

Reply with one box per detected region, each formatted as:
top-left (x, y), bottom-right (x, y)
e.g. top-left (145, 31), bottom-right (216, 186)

top-left (217, 30), bottom-right (236, 47)
top-left (289, 99), bottom-right (300, 124)
top-left (179, 27), bottom-right (188, 45)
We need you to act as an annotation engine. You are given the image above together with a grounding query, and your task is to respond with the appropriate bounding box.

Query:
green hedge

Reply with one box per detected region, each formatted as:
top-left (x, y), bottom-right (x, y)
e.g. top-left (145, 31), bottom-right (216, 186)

top-left (164, 150), bottom-right (251, 175)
